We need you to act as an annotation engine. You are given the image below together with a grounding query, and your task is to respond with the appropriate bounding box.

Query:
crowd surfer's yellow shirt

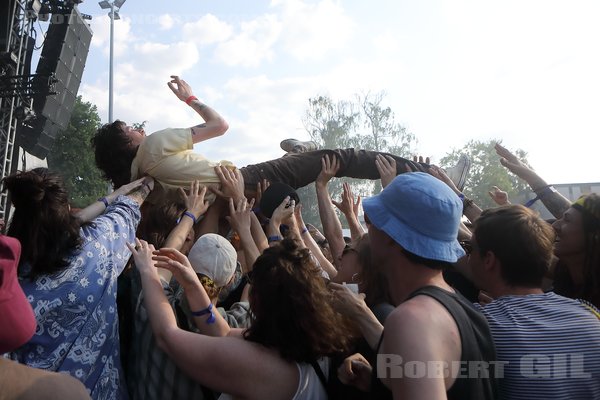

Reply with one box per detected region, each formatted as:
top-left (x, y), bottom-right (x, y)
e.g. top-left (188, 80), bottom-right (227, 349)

top-left (130, 128), bottom-right (235, 204)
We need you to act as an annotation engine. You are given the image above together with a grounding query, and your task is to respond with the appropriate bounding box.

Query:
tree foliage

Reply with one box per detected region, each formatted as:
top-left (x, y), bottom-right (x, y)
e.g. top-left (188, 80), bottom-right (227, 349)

top-left (298, 92), bottom-right (416, 228)
top-left (439, 139), bottom-right (531, 210)
top-left (47, 97), bottom-right (108, 208)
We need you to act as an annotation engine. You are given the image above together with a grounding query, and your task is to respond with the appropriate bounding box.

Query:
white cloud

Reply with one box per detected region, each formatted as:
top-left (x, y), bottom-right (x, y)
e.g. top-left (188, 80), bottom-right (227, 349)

top-left (274, 0), bottom-right (354, 61)
top-left (182, 14), bottom-right (233, 46)
top-left (88, 14), bottom-right (134, 57)
top-left (158, 14), bottom-right (174, 30)
top-left (213, 14), bottom-right (282, 67)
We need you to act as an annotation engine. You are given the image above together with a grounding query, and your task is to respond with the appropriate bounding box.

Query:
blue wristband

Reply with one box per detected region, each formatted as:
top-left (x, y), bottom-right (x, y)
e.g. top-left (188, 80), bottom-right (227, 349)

top-left (191, 303), bottom-right (215, 324)
top-left (268, 235), bottom-right (282, 243)
top-left (177, 211), bottom-right (198, 224)
top-left (301, 227), bottom-right (309, 234)
top-left (97, 197), bottom-right (109, 208)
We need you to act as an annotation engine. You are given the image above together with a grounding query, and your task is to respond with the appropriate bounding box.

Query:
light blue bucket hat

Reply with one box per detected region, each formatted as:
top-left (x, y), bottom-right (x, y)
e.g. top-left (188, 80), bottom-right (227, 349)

top-left (362, 172), bottom-right (465, 263)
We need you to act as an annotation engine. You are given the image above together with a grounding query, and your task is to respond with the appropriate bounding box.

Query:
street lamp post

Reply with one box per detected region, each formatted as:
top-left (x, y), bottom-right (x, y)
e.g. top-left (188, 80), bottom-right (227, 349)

top-left (99, 0), bottom-right (126, 123)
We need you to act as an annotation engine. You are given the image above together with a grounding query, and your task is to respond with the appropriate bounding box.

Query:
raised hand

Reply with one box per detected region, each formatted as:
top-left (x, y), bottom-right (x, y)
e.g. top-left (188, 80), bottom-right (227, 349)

top-left (316, 154), bottom-right (340, 185)
top-left (167, 75), bottom-right (194, 102)
top-left (254, 179), bottom-right (270, 208)
top-left (333, 182), bottom-right (361, 217)
top-left (128, 238), bottom-right (157, 277)
top-left (495, 143), bottom-right (534, 180)
top-left (271, 196), bottom-right (295, 226)
top-left (152, 247), bottom-right (199, 290)
top-left (210, 166), bottom-right (245, 203)
top-left (488, 185), bottom-right (510, 206)
top-left (226, 197), bottom-right (255, 235)
top-left (376, 154), bottom-right (397, 187)
top-left (178, 180), bottom-right (209, 219)
top-left (426, 164), bottom-right (460, 194)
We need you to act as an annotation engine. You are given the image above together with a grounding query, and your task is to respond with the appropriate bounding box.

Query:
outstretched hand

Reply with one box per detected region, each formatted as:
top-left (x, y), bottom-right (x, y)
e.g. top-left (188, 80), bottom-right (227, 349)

top-left (226, 197), bottom-right (255, 234)
top-left (128, 238), bottom-right (157, 277)
top-left (427, 164), bottom-right (460, 194)
top-left (152, 247), bottom-right (199, 290)
top-left (178, 180), bottom-right (209, 219)
top-left (316, 154), bottom-right (340, 185)
top-left (376, 154), bottom-right (397, 188)
top-left (333, 182), bottom-right (361, 217)
top-left (167, 75), bottom-right (194, 102)
top-left (488, 186), bottom-right (510, 206)
top-left (210, 166), bottom-right (245, 203)
top-left (495, 143), bottom-right (533, 180)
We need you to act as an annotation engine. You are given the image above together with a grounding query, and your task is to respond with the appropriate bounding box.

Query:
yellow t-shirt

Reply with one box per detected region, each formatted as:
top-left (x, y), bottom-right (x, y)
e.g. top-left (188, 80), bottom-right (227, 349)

top-left (130, 128), bottom-right (235, 203)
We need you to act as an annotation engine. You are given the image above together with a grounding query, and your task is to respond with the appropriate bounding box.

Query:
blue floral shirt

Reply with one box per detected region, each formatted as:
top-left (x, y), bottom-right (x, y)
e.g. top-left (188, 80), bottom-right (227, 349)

top-left (9, 196), bottom-right (140, 400)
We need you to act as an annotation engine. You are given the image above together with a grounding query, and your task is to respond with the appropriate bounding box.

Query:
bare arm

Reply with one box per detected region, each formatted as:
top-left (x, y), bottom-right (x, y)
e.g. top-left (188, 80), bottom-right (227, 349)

top-left (158, 181), bottom-right (210, 282)
top-left (131, 240), bottom-right (230, 337)
top-left (495, 143), bottom-right (570, 218)
top-left (315, 155), bottom-right (346, 269)
top-left (332, 182), bottom-right (365, 242)
top-left (168, 75), bottom-right (229, 144)
top-left (295, 204), bottom-right (338, 279)
top-left (227, 198), bottom-right (261, 272)
top-left (75, 177), bottom-right (152, 222)
top-left (132, 239), bottom-right (296, 399)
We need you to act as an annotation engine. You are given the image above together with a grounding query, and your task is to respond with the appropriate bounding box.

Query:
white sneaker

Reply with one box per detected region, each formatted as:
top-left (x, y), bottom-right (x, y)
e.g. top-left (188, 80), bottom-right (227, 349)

top-left (280, 138), bottom-right (318, 154)
top-left (444, 154), bottom-right (471, 191)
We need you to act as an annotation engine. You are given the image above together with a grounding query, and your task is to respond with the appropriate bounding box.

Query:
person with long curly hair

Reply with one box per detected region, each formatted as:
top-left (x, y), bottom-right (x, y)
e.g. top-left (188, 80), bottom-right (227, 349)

top-left (130, 237), bottom-right (355, 399)
top-left (4, 168), bottom-right (152, 400)
top-left (552, 193), bottom-right (600, 308)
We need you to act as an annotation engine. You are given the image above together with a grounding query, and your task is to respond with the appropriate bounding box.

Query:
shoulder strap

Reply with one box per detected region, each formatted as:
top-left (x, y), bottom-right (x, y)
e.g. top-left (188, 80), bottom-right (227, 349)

top-left (310, 360), bottom-right (332, 398)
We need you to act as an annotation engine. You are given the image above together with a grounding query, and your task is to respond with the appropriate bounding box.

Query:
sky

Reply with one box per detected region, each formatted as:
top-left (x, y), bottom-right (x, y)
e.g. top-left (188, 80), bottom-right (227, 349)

top-left (40, 0), bottom-right (600, 184)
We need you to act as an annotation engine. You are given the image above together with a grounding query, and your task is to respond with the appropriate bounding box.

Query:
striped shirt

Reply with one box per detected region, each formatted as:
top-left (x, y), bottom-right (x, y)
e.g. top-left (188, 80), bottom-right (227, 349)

top-left (476, 292), bottom-right (600, 400)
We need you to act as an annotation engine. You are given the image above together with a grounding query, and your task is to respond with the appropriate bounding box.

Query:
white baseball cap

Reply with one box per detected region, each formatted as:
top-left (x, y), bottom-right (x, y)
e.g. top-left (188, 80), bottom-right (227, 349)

top-left (187, 233), bottom-right (237, 288)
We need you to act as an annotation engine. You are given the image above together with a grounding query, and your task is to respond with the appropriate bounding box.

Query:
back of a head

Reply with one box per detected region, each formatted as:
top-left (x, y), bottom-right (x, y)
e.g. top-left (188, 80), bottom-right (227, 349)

top-left (137, 201), bottom-right (187, 248)
top-left (258, 182), bottom-right (300, 219)
top-left (243, 239), bottom-right (354, 363)
top-left (474, 205), bottom-right (555, 288)
top-left (91, 120), bottom-right (137, 188)
top-left (2, 168), bottom-right (82, 279)
top-left (187, 234), bottom-right (237, 295)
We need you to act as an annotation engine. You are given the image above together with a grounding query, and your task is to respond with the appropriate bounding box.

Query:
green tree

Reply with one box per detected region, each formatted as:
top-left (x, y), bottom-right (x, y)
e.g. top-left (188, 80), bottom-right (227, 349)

top-left (439, 139), bottom-right (531, 210)
top-left (298, 92), bottom-right (416, 228)
top-left (47, 97), bottom-right (108, 208)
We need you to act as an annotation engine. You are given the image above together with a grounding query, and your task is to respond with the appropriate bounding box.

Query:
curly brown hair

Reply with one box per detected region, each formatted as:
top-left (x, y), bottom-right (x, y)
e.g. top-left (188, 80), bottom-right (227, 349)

top-left (3, 168), bottom-right (82, 279)
top-left (244, 239), bottom-right (355, 363)
top-left (91, 120), bottom-right (138, 188)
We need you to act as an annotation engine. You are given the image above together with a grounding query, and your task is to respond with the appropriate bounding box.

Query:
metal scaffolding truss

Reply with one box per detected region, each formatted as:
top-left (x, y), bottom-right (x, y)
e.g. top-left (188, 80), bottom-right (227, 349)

top-left (0, 0), bottom-right (35, 220)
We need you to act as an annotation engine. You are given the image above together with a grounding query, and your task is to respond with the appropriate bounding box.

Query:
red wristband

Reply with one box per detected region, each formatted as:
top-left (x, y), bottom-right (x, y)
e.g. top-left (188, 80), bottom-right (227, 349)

top-left (185, 95), bottom-right (198, 105)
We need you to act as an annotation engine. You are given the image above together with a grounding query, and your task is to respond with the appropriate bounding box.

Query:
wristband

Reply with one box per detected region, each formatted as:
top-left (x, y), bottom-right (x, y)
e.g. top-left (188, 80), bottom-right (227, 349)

top-left (524, 185), bottom-right (556, 208)
top-left (268, 235), bottom-right (282, 243)
top-left (457, 193), bottom-right (465, 201)
top-left (97, 197), bottom-right (109, 208)
top-left (177, 211), bottom-right (198, 224)
top-left (185, 95), bottom-right (198, 105)
top-left (191, 303), bottom-right (215, 324)
top-left (301, 227), bottom-right (309, 235)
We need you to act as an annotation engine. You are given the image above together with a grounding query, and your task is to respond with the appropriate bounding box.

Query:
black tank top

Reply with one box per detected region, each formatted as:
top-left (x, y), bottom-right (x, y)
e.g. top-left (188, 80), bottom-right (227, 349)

top-left (370, 286), bottom-right (498, 400)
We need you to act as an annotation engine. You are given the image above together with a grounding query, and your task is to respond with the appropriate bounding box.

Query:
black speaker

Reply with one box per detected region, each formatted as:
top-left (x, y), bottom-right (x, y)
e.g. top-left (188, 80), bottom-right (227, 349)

top-left (20, 6), bottom-right (92, 159)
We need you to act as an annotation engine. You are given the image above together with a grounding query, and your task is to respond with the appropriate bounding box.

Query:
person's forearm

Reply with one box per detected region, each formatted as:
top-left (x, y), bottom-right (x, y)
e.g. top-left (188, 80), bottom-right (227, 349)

top-left (250, 213), bottom-right (268, 252)
top-left (140, 271), bottom-right (180, 349)
top-left (356, 304), bottom-right (384, 350)
top-left (344, 211), bottom-right (366, 241)
top-left (302, 230), bottom-right (337, 278)
top-left (315, 182), bottom-right (345, 267)
top-left (189, 99), bottom-right (228, 137)
top-left (182, 280), bottom-right (230, 337)
top-left (237, 226), bottom-right (260, 273)
top-left (463, 200), bottom-right (482, 223)
top-left (514, 170), bottom-right (570, 218)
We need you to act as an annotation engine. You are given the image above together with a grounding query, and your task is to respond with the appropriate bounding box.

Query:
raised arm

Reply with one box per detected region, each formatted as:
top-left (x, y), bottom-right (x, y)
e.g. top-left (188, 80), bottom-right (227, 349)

top-left (75, 177), bottom-right (152, 222)
top-left (315, 155), bottom-right (346, 269)
top-left (227, 198), bottom-right (261, 272)
top-left (495, 143), bottom-right (570, 218)
top-left (332, 182), bottom-right (365, 242)
top-left (168, 75), bottom-right (229, 144)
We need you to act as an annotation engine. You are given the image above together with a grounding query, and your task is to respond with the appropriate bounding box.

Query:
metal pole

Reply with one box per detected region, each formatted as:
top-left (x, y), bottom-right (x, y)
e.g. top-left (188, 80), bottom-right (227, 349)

top-left (108, 2), bottom-right (114, 122)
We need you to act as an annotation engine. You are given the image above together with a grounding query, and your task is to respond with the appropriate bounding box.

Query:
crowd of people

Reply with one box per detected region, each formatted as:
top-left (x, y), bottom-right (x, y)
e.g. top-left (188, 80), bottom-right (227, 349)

top-left (1, 76), bottom-right (599, 400)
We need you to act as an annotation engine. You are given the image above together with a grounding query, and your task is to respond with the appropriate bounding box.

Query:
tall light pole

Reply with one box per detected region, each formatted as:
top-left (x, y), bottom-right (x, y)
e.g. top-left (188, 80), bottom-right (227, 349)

top-left (99, 0), bottom-right (126, 122)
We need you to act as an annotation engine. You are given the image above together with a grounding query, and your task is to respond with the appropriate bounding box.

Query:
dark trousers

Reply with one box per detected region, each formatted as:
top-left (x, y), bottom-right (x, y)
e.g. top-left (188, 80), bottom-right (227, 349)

top-left (239, 149), bottom-right (425, 189)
